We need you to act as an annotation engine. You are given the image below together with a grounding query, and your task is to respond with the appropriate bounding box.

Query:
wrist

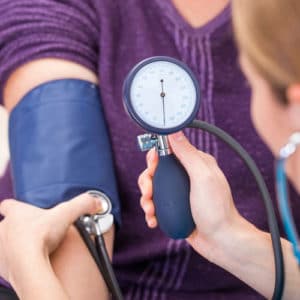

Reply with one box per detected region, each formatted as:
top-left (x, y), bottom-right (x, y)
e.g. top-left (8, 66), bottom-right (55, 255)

top-left (188, 212), bottom-right (260, 265)
top-left (188, 215), bottom-right (281, 298)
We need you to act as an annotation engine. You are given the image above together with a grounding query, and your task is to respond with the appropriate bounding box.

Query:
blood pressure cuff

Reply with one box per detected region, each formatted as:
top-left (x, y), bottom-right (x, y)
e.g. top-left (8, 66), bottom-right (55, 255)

top-left (9, 79), bottom-right (121, 227)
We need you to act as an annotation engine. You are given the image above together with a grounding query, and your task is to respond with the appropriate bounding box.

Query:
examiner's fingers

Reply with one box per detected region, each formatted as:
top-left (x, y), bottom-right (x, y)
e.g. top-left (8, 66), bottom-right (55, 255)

top-left (140, 195), bottom-right (155, 217)
top-left (138, 169), bottom-right (153, 199)
top-left (168, 132), bottom-right (207, 178)
top-left (146, 148), bottom-right (159, 175)
top-left (141, 195), bottom-right (157, 228)
top-left (145, 215), bottom-right (158, 228)
top-left (53, 193), bottom-right (102, 225)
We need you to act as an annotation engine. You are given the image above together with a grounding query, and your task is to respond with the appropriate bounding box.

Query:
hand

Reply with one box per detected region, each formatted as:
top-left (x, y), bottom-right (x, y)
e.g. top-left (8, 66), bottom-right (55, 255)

top-left (0, 193), bottom-right (102, 283)
top-left (138, 131), bottom-right (242, 257)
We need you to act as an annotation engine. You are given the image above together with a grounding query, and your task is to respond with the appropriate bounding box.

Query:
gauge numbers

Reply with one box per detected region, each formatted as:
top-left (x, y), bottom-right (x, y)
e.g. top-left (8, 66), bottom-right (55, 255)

top-left (124, 57), bottom-right (200, 134)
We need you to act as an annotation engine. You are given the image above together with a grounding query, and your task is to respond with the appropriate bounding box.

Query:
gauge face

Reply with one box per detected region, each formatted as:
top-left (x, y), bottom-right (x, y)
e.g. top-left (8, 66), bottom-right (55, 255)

top-left (123, 57), bottom-right (200, 134)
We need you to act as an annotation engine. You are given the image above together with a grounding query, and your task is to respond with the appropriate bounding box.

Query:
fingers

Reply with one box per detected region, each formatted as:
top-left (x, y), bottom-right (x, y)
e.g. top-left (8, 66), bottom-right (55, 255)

top-left (146, 215), bottom-right (157, 228)
top-left (138, 148), bottom-right (158, 198)
top-left (138, 169), bottom-right (153, 199)
top-left (141, 193), bottom-right (157, 227)
top-left (169, 131), bottom-right (202, 166)
top-left (138, 149), bottom-right (158, 228)
top-left (146, 148), bottom-right (158, 175)
top-left (169, 132), bottom-right (224, 188)
top-left (138, 168), bottom-right (158, 228)
top-left (168, 132), bottom-right (208, 178)
top-left (54, 193), bottom-right (101, 225)
top-left (140, 195), bottom-right (157, 227)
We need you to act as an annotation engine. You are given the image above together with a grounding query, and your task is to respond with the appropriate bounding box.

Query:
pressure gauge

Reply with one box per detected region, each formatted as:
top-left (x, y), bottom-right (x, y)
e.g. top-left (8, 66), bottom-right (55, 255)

top-left (123, 56), bottom-right (200, 134)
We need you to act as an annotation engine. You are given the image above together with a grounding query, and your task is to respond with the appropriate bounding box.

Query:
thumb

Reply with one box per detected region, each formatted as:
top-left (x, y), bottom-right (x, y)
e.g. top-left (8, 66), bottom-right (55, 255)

top-left (168, 131), bottom-right (204, 178)
top-left (53, 193), bottom-right (102, 225)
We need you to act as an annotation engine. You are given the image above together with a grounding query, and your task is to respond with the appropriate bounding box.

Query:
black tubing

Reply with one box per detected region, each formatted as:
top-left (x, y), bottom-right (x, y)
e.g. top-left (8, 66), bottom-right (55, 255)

top-left (74, 220), bottom-right (101, 266)
top-left (74, 220), bottom-right (123, 300)
top-left (95, 235), bottom-right (124, 300)
top-left (189, 120), bottom-right (284, 300)
top-left (75, 119), bottom-right (284, 300)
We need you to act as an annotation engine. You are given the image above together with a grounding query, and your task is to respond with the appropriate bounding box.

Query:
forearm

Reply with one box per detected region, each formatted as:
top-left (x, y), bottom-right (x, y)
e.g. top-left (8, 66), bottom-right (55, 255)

top-left (50, 226), bottom-right (114, 300)
top-left (9, 252), bottom-right (69, 300)
top-left (199, 216), bottom-right (300, 299)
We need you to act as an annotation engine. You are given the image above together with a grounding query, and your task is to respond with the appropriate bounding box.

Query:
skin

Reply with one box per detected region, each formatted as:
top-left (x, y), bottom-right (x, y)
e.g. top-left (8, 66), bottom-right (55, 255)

top-left (0, 194), bottom-right (104, 300)
top-left (171, 0), bottom-right (229, 28)
top-left (3, 58), bottom-right (114, 300)
top-left (0, 1), bottom-right (236, 299)
top-left (138, 55), bottom-right (300, 298)
top-left (3, 0), bottom-right (299, 298)
top-left (5, 0), bottom-right (299, 298)
top-left (240, 54), bottom-right (300, 193)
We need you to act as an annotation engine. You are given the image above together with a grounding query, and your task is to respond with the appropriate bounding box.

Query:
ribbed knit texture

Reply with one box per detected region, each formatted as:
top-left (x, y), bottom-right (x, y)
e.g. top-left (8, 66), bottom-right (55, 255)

top-left (0, 1), bottom-right (299, 299)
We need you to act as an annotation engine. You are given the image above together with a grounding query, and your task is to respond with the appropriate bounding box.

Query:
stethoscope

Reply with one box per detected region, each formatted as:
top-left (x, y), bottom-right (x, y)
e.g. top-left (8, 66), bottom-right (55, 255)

top-left (78, 56), bottom-right (286, 300)
top-left (75, 190), bottom-right (123, 300)
top-left (276, 132), bottom-right (300, 264)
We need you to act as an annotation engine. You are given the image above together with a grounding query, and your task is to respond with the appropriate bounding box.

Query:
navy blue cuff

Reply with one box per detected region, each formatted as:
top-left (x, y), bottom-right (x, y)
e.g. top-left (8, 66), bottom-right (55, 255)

top-left (9, 79), bottom-right (121, 227)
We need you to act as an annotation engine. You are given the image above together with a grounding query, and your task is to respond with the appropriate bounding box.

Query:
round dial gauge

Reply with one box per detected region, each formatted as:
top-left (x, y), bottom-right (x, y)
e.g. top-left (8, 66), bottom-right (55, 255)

top-left (123, 56), bottom-right (200, 134)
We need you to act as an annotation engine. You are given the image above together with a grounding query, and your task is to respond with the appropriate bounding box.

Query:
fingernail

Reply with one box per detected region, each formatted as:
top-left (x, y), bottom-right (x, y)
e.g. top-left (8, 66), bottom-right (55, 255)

top-left (170, 131), bottom-right (184, 141)
top-left (87, 195), bottom-right (103, 212)
top-left (95, 198), bottom-right (103, 211)
top-left (87, 191), bottom-right (110, 214)
top-left (149, 219), bottom-right (157, 228)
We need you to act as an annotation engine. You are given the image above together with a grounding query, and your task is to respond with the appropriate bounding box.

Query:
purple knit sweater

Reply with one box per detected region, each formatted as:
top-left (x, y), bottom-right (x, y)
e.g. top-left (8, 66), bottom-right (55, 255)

top-left (0, 1), bottom-right (299, 299)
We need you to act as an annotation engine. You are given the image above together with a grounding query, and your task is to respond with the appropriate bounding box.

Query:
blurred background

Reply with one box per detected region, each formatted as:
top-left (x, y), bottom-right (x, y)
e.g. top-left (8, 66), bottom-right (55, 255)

top-left (0, 105), bottom-right (9, 177)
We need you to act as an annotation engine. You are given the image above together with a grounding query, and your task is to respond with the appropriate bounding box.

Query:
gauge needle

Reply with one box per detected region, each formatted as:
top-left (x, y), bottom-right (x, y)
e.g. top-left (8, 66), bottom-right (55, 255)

top-left (160, 79), bottom-right (166, 126)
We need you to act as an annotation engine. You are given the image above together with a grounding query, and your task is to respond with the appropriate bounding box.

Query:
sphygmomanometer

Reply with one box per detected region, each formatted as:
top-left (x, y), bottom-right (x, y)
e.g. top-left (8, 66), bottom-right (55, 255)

top-left (8, 58), bottom-right (287, 300)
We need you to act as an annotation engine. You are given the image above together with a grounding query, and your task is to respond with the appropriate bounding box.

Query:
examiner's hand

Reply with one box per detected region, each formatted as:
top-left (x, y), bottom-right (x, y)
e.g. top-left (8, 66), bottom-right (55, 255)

top-left (138, 131), bottom-right (242, 256)
top-left (0, 193), bottom-right (101, 283)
